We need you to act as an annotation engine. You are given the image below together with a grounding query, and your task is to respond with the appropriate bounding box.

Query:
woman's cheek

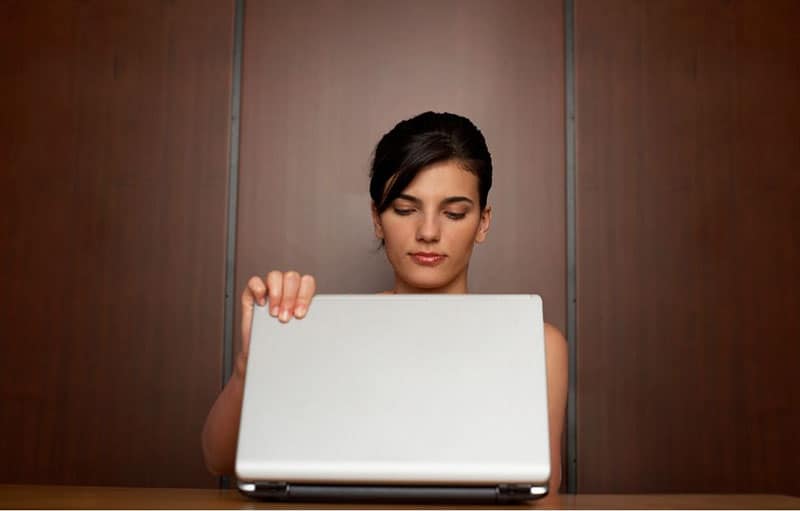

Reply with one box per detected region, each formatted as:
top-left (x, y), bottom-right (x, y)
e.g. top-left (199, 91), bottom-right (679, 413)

top-left (451, 222), bottom-right (478, 248)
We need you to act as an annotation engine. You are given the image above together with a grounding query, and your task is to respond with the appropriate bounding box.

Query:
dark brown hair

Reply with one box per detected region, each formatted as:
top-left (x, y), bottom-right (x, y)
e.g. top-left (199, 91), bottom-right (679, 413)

top-left (369, 112), bottom-right (493, 214)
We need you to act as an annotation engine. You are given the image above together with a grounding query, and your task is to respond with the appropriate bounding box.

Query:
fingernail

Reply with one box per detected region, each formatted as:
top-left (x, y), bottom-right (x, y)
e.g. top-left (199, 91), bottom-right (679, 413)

top-left (295, 306), bottom-right (305, 317)
top-left (259, 297), bottom-right (266, 306)
top-left (271, 306), bottom-right (279, 316)
top-left (279, 309), bottom-right (289, 322)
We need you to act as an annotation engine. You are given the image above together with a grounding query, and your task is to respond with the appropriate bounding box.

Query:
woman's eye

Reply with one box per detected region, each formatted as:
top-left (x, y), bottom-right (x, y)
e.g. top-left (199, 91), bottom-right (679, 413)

top-left (445, 212), bottom-right (466, 220)
top-left (393, 208), bottom-right (414, 216)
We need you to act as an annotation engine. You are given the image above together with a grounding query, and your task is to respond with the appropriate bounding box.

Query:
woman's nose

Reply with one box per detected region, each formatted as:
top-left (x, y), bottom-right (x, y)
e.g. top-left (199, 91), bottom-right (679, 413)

top-left (416, 214), bottom-right (441, 242)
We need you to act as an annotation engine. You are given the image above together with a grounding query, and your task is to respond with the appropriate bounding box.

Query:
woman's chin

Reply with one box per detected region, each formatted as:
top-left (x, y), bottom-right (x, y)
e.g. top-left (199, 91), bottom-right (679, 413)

top-left (399, 269), bottom-right (455, 291)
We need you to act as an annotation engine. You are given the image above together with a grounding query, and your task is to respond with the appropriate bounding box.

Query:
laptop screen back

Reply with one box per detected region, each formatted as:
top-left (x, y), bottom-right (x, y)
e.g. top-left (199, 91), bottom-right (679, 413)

top-left (236, 294), bottom-right (550, 486)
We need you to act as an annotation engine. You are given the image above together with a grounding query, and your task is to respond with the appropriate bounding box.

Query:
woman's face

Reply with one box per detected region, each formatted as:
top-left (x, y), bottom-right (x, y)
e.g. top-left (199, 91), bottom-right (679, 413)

top-left (371, 159), bottom-right (492, 293)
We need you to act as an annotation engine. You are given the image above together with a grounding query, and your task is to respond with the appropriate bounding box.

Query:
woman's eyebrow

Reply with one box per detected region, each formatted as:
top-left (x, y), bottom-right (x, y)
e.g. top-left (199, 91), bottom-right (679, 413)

top-left (396, 194), bottom-right (474, 206)
top-left (441, 196), bottom-right (474, 206)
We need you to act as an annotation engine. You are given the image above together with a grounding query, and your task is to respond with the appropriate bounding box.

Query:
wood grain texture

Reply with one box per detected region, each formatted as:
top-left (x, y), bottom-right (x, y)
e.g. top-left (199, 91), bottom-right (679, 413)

top-left (235, 0), bottom-right (566, 362)
top-left (575, 0), bottom-right (800, 494)
top-left (0, 1), bottom-right (234, 487)
top-left (1, 485), bottom-right (799, 509)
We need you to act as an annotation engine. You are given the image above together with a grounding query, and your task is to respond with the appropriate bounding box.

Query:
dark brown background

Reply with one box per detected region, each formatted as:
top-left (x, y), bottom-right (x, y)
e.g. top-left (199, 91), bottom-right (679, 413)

top-left (1, 0), bottom-right (797, 495)
top-left (575, 0), bottom-right (800, 494)
top-left (0, 0), bottom-right (233, 488)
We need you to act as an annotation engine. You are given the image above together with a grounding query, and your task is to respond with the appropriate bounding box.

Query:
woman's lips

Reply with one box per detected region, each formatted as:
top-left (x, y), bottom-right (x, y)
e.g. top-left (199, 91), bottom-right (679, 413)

top-left (410, 253), bottom-right (447, 266)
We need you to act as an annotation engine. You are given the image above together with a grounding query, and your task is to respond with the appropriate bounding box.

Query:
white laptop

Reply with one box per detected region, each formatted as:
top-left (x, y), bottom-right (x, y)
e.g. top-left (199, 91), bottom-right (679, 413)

top-left (235, 294), bottom-right (551, 503)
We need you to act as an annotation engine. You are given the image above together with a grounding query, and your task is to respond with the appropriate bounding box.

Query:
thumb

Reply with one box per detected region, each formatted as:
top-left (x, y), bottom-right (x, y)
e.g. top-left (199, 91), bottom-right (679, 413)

top-left (241, 289), bottom-right (255, 357)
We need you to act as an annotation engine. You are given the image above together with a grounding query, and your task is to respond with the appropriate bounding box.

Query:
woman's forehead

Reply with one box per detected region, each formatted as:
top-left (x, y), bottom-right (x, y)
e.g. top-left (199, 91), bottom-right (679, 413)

top-left (399, 160), bottom-right (480, 201)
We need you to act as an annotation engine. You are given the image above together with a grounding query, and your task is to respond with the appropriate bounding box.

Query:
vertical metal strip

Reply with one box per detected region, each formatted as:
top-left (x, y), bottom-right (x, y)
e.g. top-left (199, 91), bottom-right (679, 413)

top-left (564, 0), bottom-right (578, 495)
top-left (220, 0), bottom-right (245, 490)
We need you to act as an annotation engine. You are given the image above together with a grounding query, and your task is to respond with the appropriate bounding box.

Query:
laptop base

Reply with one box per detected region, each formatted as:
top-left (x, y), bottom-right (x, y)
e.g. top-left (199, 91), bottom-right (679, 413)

top-left (238, 481), bottom-right (548, 503)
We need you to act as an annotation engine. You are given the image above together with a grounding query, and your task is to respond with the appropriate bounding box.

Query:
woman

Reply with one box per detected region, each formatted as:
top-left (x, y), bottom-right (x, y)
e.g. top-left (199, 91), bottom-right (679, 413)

top-left (201, 111), bottom-right (568, 492)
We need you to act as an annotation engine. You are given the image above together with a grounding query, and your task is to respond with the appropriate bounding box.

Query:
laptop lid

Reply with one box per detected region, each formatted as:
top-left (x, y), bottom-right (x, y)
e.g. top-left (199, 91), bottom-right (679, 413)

top-left (235, 294), bottom-right (550, 488)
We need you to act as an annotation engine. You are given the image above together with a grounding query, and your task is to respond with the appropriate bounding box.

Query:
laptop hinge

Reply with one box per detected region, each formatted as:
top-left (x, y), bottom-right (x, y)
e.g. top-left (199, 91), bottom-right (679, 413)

top-left (241, 482), bottom-right (545, 502)
top-left (497, 483), bottom-right (545, 503)
top-left (239, 481), bottom-right (289, 499)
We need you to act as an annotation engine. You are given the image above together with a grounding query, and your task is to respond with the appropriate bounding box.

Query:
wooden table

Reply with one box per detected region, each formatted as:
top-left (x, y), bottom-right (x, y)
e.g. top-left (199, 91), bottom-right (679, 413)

top-left (1, 485), bottom-right (798, 509)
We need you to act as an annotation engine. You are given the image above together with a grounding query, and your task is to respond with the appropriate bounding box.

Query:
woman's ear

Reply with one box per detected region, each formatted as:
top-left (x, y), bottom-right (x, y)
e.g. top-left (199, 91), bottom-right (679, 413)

top-left (371, 202), bottom-right (384, 240)
top-left (475, 205), bottom-right (492, 244)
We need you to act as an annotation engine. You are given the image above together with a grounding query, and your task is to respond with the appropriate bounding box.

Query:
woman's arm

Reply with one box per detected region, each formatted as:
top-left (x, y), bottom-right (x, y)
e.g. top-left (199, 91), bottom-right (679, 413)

top-left (201, 355), bottom-right (247, 475)
top-left (201, 271), bottom-right (317, 475)
top-left (544, 323), bottom-right (568, 493)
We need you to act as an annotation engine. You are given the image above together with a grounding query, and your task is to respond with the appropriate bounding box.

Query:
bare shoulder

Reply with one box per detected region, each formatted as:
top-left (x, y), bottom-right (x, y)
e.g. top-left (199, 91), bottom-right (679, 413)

top-left (543, 323), bottom-right (568, 408)
top-left (542, 323), bottom-right (568, 493)
top-left (543, 323), bottom-right (568, 386)
top-left (543, 322), bottom-right (568, 358)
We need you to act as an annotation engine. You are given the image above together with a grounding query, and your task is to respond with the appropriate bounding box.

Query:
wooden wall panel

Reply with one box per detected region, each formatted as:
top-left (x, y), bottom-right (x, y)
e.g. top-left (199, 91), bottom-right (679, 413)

top-left (236, 0), bottom-right (566, 345)
top-left (0, 1), bottom-right (234, 487)
top-left (575, 0), bottom-right (800, 494)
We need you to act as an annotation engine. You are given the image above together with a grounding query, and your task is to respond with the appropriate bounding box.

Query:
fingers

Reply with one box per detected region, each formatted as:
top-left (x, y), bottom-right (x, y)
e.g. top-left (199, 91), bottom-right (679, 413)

top-left (238, 270), bottom-right (314, 369)
top-left (278, 271), bottom-right (301, 322)
top-left (246, 275), bottom-right (268, 306)
top-left (265, 271), bottom-right (283, 316)
top-left (294, 275), bottom-right (316, 319)
top-left (245, 271), bottom-right (316, 327)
